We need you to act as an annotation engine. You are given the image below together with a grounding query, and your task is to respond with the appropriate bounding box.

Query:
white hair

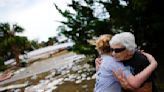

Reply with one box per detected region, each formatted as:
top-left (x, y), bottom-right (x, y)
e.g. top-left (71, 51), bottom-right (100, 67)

top-left (109, 32), bottom-right (137, 53)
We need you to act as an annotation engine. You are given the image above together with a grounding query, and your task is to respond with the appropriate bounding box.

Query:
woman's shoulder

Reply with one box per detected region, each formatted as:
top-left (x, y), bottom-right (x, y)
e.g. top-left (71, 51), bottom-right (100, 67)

top-left (101, 55), bottom-right (122, 67)
top-left (101, 55), bottom-right (116, 62)
top-left (134, 51), bottom-right (148, 61)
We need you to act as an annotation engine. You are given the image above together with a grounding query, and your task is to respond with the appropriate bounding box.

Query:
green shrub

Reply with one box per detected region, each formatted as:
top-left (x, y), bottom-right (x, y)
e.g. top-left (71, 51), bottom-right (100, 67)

top-left (0, 57), bottom-right (7, 71)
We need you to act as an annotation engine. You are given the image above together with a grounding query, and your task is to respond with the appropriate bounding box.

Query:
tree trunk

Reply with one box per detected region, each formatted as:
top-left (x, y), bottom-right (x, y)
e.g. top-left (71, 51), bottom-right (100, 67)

top-left (15, 53), bottom-right (20, 66)
top-left (12, 46), bottom-right (21, 67)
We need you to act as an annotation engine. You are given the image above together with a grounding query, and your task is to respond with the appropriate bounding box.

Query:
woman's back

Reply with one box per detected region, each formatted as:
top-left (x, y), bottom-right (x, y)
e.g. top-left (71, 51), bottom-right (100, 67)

top-left (95, 55), bottom-right (131, 92)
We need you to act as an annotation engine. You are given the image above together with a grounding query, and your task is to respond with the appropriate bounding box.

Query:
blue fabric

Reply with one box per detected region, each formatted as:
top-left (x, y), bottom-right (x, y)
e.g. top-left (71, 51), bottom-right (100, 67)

top-left (94, 55), bottom-right (132, 92)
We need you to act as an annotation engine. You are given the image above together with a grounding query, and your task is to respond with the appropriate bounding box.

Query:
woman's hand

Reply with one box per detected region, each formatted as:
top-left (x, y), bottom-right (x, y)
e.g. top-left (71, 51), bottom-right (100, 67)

top-left (112, 69), bottom-right (134, 90)
top-left (95, 58), bottom-right (102, 71)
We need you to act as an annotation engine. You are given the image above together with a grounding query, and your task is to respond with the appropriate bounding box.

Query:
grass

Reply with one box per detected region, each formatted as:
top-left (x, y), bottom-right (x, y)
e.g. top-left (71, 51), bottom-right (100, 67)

top-left (53, 79), bottom-right (95, 92)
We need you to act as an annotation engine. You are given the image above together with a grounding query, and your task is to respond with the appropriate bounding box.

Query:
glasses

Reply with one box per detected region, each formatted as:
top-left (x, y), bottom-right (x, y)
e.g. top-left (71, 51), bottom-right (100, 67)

top-left (110, 48), bottom-right (126, 53)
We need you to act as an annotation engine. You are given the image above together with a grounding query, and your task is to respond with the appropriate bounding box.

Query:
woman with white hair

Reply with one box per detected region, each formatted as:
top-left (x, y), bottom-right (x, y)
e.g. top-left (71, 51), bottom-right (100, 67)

top-left (109, 32), bottom-right (158, 92)
top-left (94, 33), bottom-right (157, 92)
top-left (109, 32), bottom-right (137, 61)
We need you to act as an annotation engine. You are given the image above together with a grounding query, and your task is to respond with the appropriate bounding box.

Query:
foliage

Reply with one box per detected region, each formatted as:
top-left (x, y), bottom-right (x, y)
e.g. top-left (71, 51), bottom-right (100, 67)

top-left (0, 23), bottom-right (30, 66)
top-left (55, 0), bottom-right (113, 57)
top-left (46, 37), bottom-right (58, 46)
top-left (55, 0), bottom-right (164, 58)
top-left (30, 40), bottom-right (41, 49)
top-left (101, 0), bottom-right (164, 55)
top-left (0, 57), bottom-right (7, 71)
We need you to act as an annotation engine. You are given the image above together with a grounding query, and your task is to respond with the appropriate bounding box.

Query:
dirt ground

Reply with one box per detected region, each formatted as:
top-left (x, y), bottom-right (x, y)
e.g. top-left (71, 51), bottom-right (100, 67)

top-left (53, 79), bottom-right (96, 92)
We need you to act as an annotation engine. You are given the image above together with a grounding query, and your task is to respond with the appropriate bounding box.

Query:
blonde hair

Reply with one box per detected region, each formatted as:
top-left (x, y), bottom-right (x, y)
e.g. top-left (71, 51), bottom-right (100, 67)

top-left (96, 34), bottom-right (113, 54)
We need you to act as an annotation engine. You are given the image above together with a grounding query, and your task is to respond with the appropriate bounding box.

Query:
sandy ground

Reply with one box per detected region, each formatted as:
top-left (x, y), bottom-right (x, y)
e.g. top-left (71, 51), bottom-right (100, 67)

top-left (0, 51), bottom-right (82, 86)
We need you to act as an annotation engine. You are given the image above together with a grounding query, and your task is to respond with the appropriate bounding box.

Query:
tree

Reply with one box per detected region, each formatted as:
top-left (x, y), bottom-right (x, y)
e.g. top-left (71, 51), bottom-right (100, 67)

top-left (54, 0), bottom-right (164, 88)
top-left (0, 23), bottom-right (30, 66)
top-left (101, 0), bottom-right (164, 55)
top-left (29, 40), bottom-right (40, 50)
top-left (55, 0), bottom-right (114, 57)
top-left (55, 0), bottom-right (164, 58)
top-left (47, 37), bottom-right (54, 46)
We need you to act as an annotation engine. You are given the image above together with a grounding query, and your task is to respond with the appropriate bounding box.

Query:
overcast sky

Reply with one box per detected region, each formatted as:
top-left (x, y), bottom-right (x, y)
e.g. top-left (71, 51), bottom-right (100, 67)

top-left (0, 0), bottom-right (70, 42)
